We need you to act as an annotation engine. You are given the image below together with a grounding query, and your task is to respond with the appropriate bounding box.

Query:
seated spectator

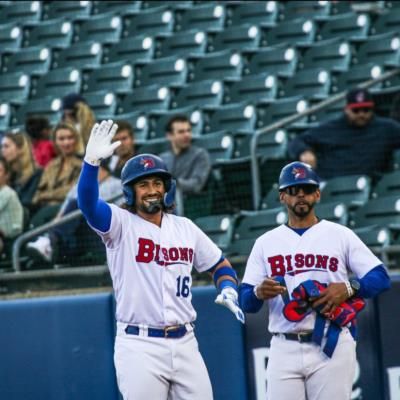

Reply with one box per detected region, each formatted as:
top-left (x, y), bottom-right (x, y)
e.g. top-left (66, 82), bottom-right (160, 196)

top-left (25, 115), bottom-right (56, 167)
top-left (26, 161), bottom-right (122, 264)
top-left (107, 120), bottom-right (136, 178)
top-left (0, 157), bottom-right (23, 257)
top-left (61, 93), bottom-right (96, 155)
top-left (1, 132), bottom-right (42, 212)
top-left (30, 122), bottom-right (82, 227)
top-left (159, 114), bottom-right (211, 214)
top-left (288, 88), bottom-right (400, 180)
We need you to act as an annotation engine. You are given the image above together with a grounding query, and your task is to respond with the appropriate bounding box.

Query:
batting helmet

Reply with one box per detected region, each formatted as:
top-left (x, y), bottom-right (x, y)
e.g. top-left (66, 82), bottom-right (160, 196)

top-left (278, 161), bottom-right (320, 190)
top-left (121, 154), bottom-right (175, 206)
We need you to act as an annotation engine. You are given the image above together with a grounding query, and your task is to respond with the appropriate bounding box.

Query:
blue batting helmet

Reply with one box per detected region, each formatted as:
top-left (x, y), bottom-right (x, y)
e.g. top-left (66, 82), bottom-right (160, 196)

top-left (121, 154), bottom-right (175, 206)
top-left (278, 161), bottom-right (320, 190)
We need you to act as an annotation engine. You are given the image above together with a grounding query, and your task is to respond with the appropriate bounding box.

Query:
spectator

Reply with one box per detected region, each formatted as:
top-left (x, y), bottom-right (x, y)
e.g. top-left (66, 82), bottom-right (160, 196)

top-left (25, 115), bottom-right (56, 167)
top-left (107, 120), bottom-right (136, 178)
top-left (0, 157), bottom-right (23, 257)
top-left (61, 93), bottom-right (96, 155)
top-left (30, 122), bottom-right (82, 227)
top-left (159, 115), bottom-right (211, 214)
top-left (26, 161), bottom-right (123, 264)
top-left (1, 132), bottom-right (42, 212)
top-left (288, 88), bottom-right (400, 180)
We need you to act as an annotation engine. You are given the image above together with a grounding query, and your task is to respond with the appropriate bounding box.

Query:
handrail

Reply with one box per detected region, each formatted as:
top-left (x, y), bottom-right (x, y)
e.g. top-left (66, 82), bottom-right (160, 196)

top-left (250, 69), bottom-right (400, 210)
top-left (12, 194), bottom-right (123, 273)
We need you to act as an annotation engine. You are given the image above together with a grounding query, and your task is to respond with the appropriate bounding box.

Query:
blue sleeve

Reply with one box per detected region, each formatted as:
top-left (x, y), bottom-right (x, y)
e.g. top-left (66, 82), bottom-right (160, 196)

top-left (77, 161), bottom-right (112, 232)
top-left (356, 264), bottom-right (391, 298)
top-left (239, 283), bottom-right (264, 313)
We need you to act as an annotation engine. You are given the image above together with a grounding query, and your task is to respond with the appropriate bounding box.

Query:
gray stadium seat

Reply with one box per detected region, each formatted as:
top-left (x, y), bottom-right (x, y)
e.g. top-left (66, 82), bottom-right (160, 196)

top-left (226, 1), bottom-right (278, 28)
top-left (42, 1), bottom-right (92, 20)
top-left (393, 149), bottom-right (400, 171)
top-left (92, 1), bottom-right (141, 15)
top-left (82, 61), bottom-right (133, 94)
top-left (141, 1), bottom-right (194, 10)
top-left (279, 0), bottom-right (336, 21)
top-left (315, 202), bottom-right (348, 225)
top-left (1, 46), bottom-right (51, 75)
top-left (192, 130), bottom-right (234, 165)
top-left (52, 41), bottom-right (102, 70)
top-left (353, 225), bottom-right (391, 248)
top-left (84, 91), bottom-right (117, 119)
top-left (136, 137), bottom-right (170, 155)
top-left (372, 171), bottom-right (400, 198)
top-left (0, 23), bottom-right (22, 52)
top-left (0, 1), bottom-right (42, 24)
top-left (0, 72), bottom-right (30, 104)
top-left (114, 111), bottom-right (149, 142)
top-left (371, 10), bottom-right (400, 36)
top-left (0, 102), bottom-right (11, 131)
top-left (260, 184), bottom-right (281, 210)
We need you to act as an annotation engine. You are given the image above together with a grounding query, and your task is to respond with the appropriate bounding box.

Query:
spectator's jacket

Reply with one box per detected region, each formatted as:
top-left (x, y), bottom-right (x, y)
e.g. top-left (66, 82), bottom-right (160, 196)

top-left (288, 115), bottom-right (400, 179)
top-left (0, 185), bottom-right (23, 238)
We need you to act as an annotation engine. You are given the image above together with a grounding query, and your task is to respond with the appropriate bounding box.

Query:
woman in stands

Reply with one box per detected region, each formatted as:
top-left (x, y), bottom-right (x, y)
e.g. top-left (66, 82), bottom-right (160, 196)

top-left (29, 122), bottom-right (82, 227)
top-left (0, 132), bottom-right (43, 213)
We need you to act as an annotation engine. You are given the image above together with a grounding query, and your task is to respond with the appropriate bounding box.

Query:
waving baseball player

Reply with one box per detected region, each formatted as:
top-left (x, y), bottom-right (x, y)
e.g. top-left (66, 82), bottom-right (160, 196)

top-left (239, 161), bottom-right (391, 400)
top-left (77, 120), bottom-right (244, 400)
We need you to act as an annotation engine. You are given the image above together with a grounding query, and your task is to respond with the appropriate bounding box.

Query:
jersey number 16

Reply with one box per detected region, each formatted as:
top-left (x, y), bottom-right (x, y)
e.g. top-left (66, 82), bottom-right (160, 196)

top-left (176, 276), bottom-right (190, 298)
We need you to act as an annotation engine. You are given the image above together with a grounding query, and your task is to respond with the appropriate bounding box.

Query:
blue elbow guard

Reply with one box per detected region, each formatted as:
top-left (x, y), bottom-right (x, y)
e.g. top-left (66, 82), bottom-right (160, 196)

top-left (213, 266), bottom-right (238, 291)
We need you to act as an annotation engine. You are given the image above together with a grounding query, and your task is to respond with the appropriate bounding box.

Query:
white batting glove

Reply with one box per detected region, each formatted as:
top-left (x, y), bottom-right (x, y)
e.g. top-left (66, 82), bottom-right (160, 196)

top-left (84, 120), bottom-right (120, 166)
top-left (215, 287), bottom-right (245, 324)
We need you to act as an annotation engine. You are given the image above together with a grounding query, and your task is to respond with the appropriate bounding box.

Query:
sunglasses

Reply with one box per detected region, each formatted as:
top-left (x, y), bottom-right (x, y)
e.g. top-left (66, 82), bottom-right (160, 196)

top-left (283, 185), bottom-right (318, 196)
top-left (350, 108), bottom-right (373, 114)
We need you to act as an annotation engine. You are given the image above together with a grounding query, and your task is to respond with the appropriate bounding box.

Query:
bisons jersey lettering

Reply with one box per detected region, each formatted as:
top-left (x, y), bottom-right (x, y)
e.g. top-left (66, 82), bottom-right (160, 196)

top-left (242, 219), bottom-right (381, 333)
top-left (92, 204), bottom-right (222, 326)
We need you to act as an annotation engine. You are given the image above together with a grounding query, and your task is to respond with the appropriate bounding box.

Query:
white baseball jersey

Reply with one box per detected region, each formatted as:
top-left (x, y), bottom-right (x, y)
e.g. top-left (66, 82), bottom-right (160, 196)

top-left (93, 204), bottom-right (222, 327)
top-left (242, 219), bottom-right (381, 334)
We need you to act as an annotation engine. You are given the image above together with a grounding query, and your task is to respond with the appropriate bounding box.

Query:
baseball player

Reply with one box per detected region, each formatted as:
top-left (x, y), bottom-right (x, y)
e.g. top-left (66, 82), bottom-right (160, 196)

top-left (77, 120), bottom-right (244, 400)
top-left (239, 161), bottom-right (391, 400)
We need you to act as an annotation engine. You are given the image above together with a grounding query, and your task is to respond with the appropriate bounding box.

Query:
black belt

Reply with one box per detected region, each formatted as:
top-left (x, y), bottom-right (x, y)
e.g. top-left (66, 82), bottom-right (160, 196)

top-left (125, 324), bottom-right (190, 339)
top-left (273, 332), bottom-right (313, 343)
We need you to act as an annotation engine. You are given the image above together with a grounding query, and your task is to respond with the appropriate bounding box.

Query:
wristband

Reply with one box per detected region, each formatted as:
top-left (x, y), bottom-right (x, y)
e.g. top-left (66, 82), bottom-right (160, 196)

top-left (84, 155), bottom-right (101, 166)
top-left (344, 281), bottom-right (354, 298)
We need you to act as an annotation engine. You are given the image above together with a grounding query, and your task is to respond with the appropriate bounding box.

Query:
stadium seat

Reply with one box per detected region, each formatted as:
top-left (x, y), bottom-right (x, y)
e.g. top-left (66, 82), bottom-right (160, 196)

top-left (320, 175), bottom-right (371, 210)
top-left (260, 183), bottom-right (281, 210)
top-left (42, 1), bottom-right (92, 21)
top-left (102, 35), bottom-right (155, 65)
top-left (31, 67), bottom-right (81, 99)
top-left (136, 137), bottom-right (170, 155)
top-left (315, 201), bottom-right (348, 225)
top-left (225, 1), bottom-right (278, 28)
top-left (353, 225), bottom-right (391, 248)
top-left (194, 214), bottom-right (235, 251)
top-left (0, 72), bottom-right (30, 104)
top-left (171, 79), bottom-right (224, 110)
top-left (193, 130), bottom-right (234, 165)
top-left (52, 41), bottom-right (102, 70)
top-left (393, 149), bottom-right (400, 171)
top-left (122, 7), bottom-right (174, 38)
top-left (204, 102), bottom-right (256, 135)
top-left (316, 12), bottom-right (370, 42)
top-left (309, 98), bottom-right (345, 125)
top-left (141, 1), bottom-right (194, 10)
top-left (12, 96), bottom-right (62, 127)
top-left (84, 91), bottom-right (117, 119)
top-left (82, 61), bottom-right (133, 94)
top-left (188, 50), bottom-right (243, 83)
top-left (244, 44), bottom-right (298, 78)
top-left (114, 111), bottom-right (149, 142)
top-left (156, 29), bottom-right (208, 59)
top-left (1, 46), bottom-right (51, 75)
top-left (279, 1), bottom-right (336, 21)
top-left (264, 18), bottom-right (316, 47)
top-left (279, 68), bottom-right (331, 100)
top-left (207, 24), bottom-right (261, 53)
top-left (0, 23), bottom-right (22, 52)
top-left (0, 1), bottom-right (42, 24)
top-left (92, 1), bottom-right (141, 15)
top-left (372, 170), bottom-right (400, 198)
top-left (354, 32), bottom-right (400, 68)
top-left (0, 102), bottom-right (11, 131)
top-left (175, 3), bottom-right (225, 33)
top-left (135, 56), bottom-right (188, 88)
top-left (299, 38), bottom-right (352, 72)
top-left (22, 18), bottom-right (73, 49)
top-left (351, 195), bottom-right (400, 229)
top-left (370, 10), bottom-right (400, 36)
top-left (117, 85), bottom-right (171, 114)
top-left (75, 13), bottom-right (123, 45)
top-left (224, 72), bottom-right (279, 104)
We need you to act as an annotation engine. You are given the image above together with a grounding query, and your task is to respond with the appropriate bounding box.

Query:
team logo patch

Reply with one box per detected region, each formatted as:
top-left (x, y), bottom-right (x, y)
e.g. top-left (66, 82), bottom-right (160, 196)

top-left (355, 91), bottom-right (365, 102)
top-left (140, 157), bottom-right (155, 169)
top-left (292, 167), bottom-right (306, 180)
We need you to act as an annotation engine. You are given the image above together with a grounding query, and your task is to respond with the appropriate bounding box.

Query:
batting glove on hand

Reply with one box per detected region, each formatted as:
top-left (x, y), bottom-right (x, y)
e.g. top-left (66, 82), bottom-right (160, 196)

top-left (84, 120), bottom-right (120, 166)
top-left (215, 287), bottom-right (245, 324)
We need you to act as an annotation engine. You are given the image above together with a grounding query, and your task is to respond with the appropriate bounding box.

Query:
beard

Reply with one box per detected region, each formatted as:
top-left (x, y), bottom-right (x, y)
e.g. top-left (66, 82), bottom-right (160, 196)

top-left (138, 199), bottom-right (163, 214)
top-left (288, 200), bottom-right (315, 218)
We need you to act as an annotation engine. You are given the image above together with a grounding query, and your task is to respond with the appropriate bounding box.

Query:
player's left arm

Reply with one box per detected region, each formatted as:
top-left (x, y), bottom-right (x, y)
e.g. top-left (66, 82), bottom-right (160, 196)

top-left (208, 257), bottom-right (245, 324)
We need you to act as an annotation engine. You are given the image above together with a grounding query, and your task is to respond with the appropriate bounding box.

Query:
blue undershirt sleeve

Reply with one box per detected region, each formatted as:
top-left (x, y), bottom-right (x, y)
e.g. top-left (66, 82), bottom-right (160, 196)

top-left (356, 264), bottom-right (391, 298)
top-left (77, 161), bottom-right (112, 232)
top-left (239, 283), bottom-right (264, 313)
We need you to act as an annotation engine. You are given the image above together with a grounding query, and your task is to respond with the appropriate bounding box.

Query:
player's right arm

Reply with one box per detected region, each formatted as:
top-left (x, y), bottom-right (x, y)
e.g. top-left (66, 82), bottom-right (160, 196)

top-left (77, 120), bottom-right (120, 232)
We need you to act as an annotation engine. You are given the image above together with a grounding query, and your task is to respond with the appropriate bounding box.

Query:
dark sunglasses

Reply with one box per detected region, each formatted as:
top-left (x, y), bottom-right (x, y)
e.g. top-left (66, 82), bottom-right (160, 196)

top-left (351, 108), bottom-right (373, 114)
top-left (283, 185), bottom-right (318, 196)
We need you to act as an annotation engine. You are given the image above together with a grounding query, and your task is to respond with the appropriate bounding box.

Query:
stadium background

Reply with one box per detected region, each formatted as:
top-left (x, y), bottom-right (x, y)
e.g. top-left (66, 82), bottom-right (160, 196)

top-left (0, 1), bottom-right (399, 399)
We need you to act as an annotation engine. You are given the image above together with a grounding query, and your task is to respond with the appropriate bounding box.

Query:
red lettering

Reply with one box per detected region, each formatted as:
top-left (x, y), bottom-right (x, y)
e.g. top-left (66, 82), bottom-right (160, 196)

top-left (136, 238), bottom-right (155, 262)
top-left (162, 248), bottom-right (169, 261)
top-left (285, 255), bottom-right (293, 272)
top-left (315, 255), bottom-right (328, 269)
top-left (169, 247), bottom-right (179, 261)
top-left (268, 255), bottom-right (286, 276)
top-left (189, 249), bottom-right (194, 263)
top-left (305, 254), bottom-right (315, 268)
top-left (329, 257), bottom-right (338, 272)
top-left (179, 248), bottom-right (189, 261)
top-left (295, 254), bottom-right (304, 268)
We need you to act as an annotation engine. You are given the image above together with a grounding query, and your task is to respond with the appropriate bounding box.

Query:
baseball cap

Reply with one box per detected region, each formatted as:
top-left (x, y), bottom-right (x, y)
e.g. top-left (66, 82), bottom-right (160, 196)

top-left (346, 88), bottom-right (374, 109)
top-left (62, 93), bottom-right (86, 111)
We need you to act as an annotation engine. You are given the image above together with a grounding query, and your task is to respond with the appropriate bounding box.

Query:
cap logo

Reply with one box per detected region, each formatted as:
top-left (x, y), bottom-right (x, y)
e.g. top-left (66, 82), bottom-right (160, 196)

top-left (140, 157), bottom-right (155, 169)
top-left (355, 91), bottom-right (365, 103)
top-left (292, 167), bottom-right (307, 180)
